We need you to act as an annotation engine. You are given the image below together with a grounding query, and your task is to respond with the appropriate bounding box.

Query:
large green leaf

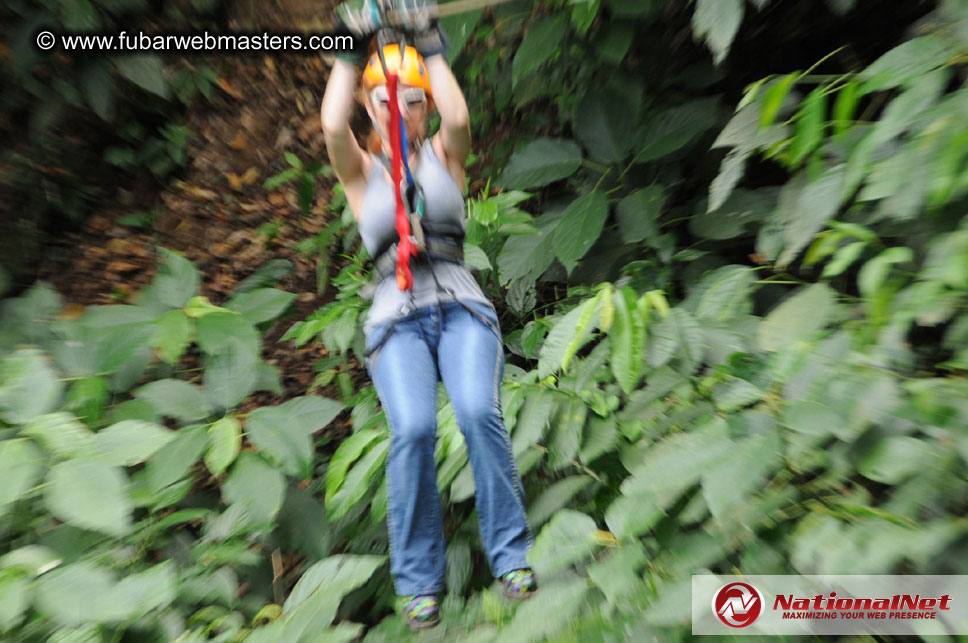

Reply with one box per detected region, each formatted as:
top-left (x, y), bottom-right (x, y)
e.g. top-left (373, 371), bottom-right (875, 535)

top-left (858, 436), bottom-right (940, 484)
top-left (134, 379), bottom-right (214, 422)
top-left (45, 458), bottom-right (132, 536)
top-left (528, 510), bottom-right (600, 574)
top-left (610, 287), bottom-right (646, 394)
top-left (107, 562), bottom-right (177, 620)
top-left (203, 337), bottom-right (260, 409)
top-left (195, 311), bottom-right (260, 357)
top-left (548, 397), bottom-right (587, 470)
top-left (144, 424), bottom-right (208, 492)
top-left (0, 439), bottom-right (44, 511)
top-left (499, 138), bottom-right (582, 190)
top-left (692, 0), bottom-right (744, 65)
top-left (225, 287), bottom-right (296, 325)
top-left (0, 348), bottom-right (64, 425)
top-left (526, 476), bottom-right (593, 530)
top-left (95, 420), bottom-right (175, 466)
top-left (151, 247), bottom-right (199, 308)
top-left (114, 55), bottom-right (169, 98)
top-left (150, 309), bottom-right (191, 365)
top-left (22, 412), bottom-right (97, 460)
top-left (646, 308), bottom-right (703, 372)
top-left (576, 89), bottom-right (635, 163)
top-left (325, 429), bottom-right (382, 499)
top-left (861, 34), bottom-right (955, 92)
top-left (511, 15), bottom-right (568, 88)
top-left (552, 191), bottom-right (608, 276)
top-left (244, 405), bottom-right (314, 478)
top-left (222, 452), bottom-right (286, 527)
top-left (33, 562), bottom-right (126, 626)
top-left (326, 439), bottom-right (389, 521)
top-left (510, 387), bottom-right (557, 457)
top-left (204, 416), bottom-right (241, 476)
top-left (694, 265), bottom-right (756, 321)
top-left (634, 99), bottom-right (721, 164)
top-left (587, 541), bottom-right (648, 608)
top-left (440, 7), bottom-right (483, 64)
top-left (274, 395), bottom-right (345, 436)
top-left (701, 429), bottom-right (781, 520)
top-left (757, 283), bottom-right (837, 351)
top-left (538, 305), bottom-right (593, 379)
top-left (617, 186), bottom-right (664, 244)
top-left (777, 165), bottom-right (846, 268)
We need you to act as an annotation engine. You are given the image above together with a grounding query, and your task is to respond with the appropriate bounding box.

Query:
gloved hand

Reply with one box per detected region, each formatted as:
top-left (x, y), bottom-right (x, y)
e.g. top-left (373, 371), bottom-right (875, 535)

top-left (333, 0), bottom-right (385, 65)
top-left (391, 0), bottom-right (448, 58)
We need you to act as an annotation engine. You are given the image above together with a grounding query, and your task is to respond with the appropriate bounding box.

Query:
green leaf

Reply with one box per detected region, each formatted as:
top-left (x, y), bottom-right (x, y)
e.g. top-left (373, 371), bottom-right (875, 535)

top-left (463, 243), bottom-right (492, 271)
top-left (528, 510), bottom-right (600, 574)
top-left (526, 476), bottom-right (593, 529)
top-left (858, 246), bottom-right (912, 296)
top-left (610, 288), bottom-right (646, 395)
top-left (647, 308), bottom-right (703, 372)
top-left (195, 311), bottom-right (260, 356)
top-left (233, 259), bottom-right (294, 295)
top-left (789, 87), bottom-right (826, 167)
top-left (757, 283), bottom-right (837, 351)
top-left (204, 417), bottom-right (241, 476)
top-left (278, 396), bottom-right (345, 434)
top-left (497, 214), bottom-right (559, 284)
top-left (861, 34), bottom-right (954, 92)
top-left (440, 7), bottom-right (483, 64)
top-left (538, 305), bottom-right (590, 379)
top-left (225, 288), bottom-right (297, 325)
top-left (95, 420), bottom-right (175, 466)
top-left (635, 99), bottom-right (721, 164)
top-left (504, 577), bottom-right (589, 643)
top-left (617, 186), bottom-right (664, 244)
top-left (576, 89), bottom-right (635, 163)
top-left (832, 80), bottom-right (859, 140)
top-left (33, 562), bottom-right (125, 626)
top-left (113, 55), bottom-right (169, 98)
top-left (150, 309), bottom-right (191, 365)
top-left (203, 337), bottom-right (260, 409)
top-left (548, 397), bottom-right (587, 470)
top-left (708, 148), bottom-right (749, 213)
top-left (858, 436), bottom-right (940, 484)
top-left (244, 405), bottom-right (314, 478)
top-left (0, 348), bottom-right (64, 425)
top-left (223, 452), bottom-right (286, 527)
top-left (22, 412), bottom-right (97, 460)
top-left (511, 388), bottom-right (557, 457)
top-left (80, 62), bottom-right (113, 120)
top-left (326, 438), bottom-right (388, 521)
top-left (776, 166), bottom-right (845, 268)
top-left (822, 240), bottom-right (867, 278)
top-left (552, 191), bottom-right (608, 275)
top-left (579, 414), bottom-right (618, 464)
top-left (692, 0), bottom-right (744, 65)
top-left (45, 458), bottom-right (132, 537)
top-left (781, 400), bottom-right (840, 437)
top-left (507, 275), bottom-right (536, 316)
top-left (759, 73), bottom-right (798, 130)
top-left (499, 138), bottom-right (582, 190)
top-left (511, 15), bottom-right (568, 88)
top-left (134, 379), bottom-right (214, 422)
top-left (0, 572), bottom-right (29, 629)
top-left (108, 562), bottom-right (176, 620)
top-left (695, 265), bottom-right (755, 321)
top-left (563, 296), bottom-right (600, 372)
top-left (0, 440), bottom-right (44, 512)
top-left (152, 248), bottom-right (199, 308)
top-left (587, 541), bottom-right (648, 607)
top-left (701, 429), bottom-right (781, 520)
top-left (144, 424), bottom-right (208, 493)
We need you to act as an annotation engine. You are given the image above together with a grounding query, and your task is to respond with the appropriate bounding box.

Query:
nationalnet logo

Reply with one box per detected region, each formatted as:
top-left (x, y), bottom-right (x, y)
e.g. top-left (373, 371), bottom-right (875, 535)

top-left (712, 581), bottom-right (764, 627)
top-left (693, 575), bottom-right (968, 636)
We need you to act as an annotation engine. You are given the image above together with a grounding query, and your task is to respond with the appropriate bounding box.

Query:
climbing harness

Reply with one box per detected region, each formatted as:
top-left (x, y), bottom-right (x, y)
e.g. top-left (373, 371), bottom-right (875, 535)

top-left (361, 29), bottom-right (502, 360)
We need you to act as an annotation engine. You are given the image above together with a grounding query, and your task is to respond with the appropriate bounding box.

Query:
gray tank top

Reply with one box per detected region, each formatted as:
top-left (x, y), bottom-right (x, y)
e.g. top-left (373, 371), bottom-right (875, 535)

top-left (357, 139), bottom-right (492, 336)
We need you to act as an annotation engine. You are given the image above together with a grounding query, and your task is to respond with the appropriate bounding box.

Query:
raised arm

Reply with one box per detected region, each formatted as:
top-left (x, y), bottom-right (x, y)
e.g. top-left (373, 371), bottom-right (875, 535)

top-left (321, 58), bottom-right (370, 219)
top-left (425, 54), bottom-right (471, 185)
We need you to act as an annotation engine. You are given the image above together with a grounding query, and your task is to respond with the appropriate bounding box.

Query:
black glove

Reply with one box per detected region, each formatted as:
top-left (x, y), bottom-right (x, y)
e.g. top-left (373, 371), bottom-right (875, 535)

top-left (391, 0), bottom-right (448, 58)
top-left (333, 0), bottom-right (385, 65)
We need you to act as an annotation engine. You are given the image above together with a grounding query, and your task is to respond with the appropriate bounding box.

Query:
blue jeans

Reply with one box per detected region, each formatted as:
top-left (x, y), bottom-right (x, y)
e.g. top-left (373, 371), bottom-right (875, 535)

top-left (364, 299), bottom-right (533, 596)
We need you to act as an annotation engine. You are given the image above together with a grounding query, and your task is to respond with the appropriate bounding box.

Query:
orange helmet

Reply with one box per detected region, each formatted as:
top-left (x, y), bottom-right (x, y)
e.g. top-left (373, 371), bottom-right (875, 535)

top-left (362, 44), bottom-right (431, 96)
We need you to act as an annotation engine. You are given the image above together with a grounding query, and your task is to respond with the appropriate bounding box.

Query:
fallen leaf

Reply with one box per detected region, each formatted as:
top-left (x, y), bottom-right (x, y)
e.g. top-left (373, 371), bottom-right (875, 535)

top-left (225, 172), bottom-right (244, 191)
top-left (227, 131), bottom-right (248, 150)
top-left (268, 193), bottom-right (286, 207)
top-left (217, 77), bottom-right (245, 100)
top-left (189, 185), bottom-right (219, 200)
top-left (241, 167), bottom-right (260, 185)
top-left (106, 260), bottom-right (140, 273)
top-left (57, 303), bottom-right (86, 320)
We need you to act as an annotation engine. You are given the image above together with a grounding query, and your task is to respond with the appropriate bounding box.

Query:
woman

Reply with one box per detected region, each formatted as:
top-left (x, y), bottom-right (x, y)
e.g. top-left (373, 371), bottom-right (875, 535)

top-left (321, 5), bottom-right (537, 631)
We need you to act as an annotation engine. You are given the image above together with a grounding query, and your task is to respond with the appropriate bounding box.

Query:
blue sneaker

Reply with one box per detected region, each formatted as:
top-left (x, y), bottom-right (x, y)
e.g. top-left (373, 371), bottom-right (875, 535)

top-left (502, 568), bottom-right (538, 600)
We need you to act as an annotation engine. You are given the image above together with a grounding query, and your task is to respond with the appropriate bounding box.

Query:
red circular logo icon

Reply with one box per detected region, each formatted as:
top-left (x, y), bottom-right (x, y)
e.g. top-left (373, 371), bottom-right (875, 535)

top-left (712, 581), bottom-right (764, 628)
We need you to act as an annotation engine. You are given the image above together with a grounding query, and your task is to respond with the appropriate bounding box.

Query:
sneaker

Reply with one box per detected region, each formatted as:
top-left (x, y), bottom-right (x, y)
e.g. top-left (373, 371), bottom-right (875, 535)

top-left (501, 568), bottom-right (538, 600)
top-left (402, 594), bottom-right (440, 630)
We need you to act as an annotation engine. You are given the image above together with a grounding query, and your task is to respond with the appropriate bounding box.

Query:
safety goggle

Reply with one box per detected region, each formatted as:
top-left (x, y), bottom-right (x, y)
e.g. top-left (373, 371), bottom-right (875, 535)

top-left (370, 86), bottom-right (428, 113)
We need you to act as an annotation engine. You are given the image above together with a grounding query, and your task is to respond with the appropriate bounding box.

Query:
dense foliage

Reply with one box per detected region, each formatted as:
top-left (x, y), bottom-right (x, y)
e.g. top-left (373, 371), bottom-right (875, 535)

top-left (2, 0), bottom-right (968, 640)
